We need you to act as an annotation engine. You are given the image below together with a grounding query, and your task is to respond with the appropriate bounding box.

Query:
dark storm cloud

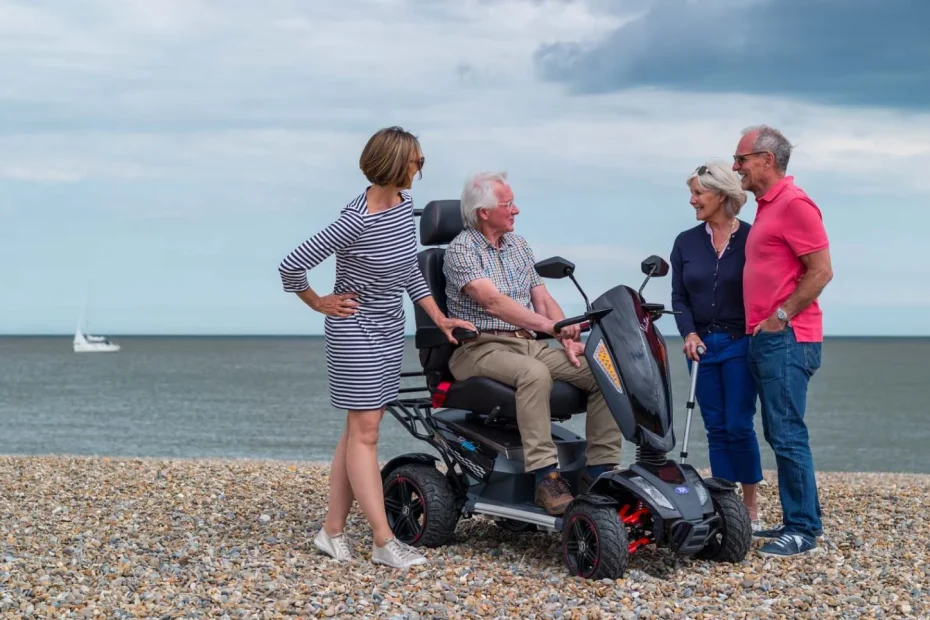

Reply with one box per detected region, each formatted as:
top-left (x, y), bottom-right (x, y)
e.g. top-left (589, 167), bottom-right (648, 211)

top-left (533, 0), bottom-right (930, 109)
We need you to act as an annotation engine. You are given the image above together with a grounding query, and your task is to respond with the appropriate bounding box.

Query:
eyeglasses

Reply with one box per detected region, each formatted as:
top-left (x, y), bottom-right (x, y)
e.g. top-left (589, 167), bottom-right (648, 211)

top-left (732, 151), bottom-right (768, 165)
top-left (695, 165), bottom-right (713, 176)
top-left (497, 199), bottom-right (516, 210)
top-left (411, 156), bottom-right (425, 171)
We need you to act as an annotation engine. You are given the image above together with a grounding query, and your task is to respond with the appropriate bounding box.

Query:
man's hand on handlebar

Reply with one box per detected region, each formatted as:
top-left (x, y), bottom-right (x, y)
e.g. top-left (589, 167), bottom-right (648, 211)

top-left (554, 321), bottom-right (583, 367)
top-left (556, 323), bottom-right (582, 342)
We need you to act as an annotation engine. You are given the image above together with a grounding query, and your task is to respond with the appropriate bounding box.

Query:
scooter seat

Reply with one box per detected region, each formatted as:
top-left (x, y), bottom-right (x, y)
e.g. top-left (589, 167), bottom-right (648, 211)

top-left (443, 376), bottom-right (588, 422)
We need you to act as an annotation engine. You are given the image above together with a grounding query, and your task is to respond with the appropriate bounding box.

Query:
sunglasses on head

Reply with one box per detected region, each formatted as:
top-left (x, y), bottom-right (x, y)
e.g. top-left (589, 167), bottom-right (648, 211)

top-left (695, 165), bottom-right (713, 177)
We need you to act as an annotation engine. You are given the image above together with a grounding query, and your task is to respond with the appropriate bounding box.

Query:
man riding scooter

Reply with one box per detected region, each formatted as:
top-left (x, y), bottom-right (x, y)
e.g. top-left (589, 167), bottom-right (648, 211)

top-left (442, 171), bottom-right (625, 515)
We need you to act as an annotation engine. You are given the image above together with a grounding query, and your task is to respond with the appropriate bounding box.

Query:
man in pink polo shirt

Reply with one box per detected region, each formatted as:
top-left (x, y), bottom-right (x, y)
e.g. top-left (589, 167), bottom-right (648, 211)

top-left (734, 125), bottom-right (834, 558)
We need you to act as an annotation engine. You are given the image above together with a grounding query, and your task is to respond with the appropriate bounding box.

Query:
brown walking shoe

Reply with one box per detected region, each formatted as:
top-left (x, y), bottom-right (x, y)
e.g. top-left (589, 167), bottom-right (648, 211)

top-left (534, 471), bottom-right (574, 515)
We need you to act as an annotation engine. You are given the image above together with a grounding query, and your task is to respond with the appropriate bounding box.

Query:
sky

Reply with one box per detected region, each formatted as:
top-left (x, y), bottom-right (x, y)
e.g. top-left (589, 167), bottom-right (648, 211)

top-left (1, 0), bottom-right (928, 336)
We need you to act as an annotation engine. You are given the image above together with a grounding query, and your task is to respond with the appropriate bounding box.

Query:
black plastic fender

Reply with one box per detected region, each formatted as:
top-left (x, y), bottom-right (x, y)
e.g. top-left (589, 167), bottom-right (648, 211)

top-left (380, 453), bottom-right (439, 480)
top-left (573, 493), bottom-right (621, 508)
top-left (704, 477), bottom-right (738, 493)
top-left (563, 493), bottom-right (622, 518)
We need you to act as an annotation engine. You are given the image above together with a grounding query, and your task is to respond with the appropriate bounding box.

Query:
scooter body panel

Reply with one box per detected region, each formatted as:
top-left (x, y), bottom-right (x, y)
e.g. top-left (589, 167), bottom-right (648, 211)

top-left (431, 408), bottom-right (586, 492)
top-left (583, 284), bottom-right (675, 453)
top-left (427, 408), bottom-right (589, 530)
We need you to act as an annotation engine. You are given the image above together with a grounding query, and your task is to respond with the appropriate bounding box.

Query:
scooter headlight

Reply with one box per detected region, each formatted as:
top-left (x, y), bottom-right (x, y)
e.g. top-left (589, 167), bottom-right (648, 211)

top-left (694, 482), bottom-right (709, 505)
top-left (630, 475), bottom-right (674, 510)
top-left (683, 472), bottom-right (711, 505)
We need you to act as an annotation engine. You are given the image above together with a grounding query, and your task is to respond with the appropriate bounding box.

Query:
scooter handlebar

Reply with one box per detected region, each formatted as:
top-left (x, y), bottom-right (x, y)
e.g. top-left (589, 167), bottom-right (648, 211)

top-left (554, 307), bottom-right (613, 334)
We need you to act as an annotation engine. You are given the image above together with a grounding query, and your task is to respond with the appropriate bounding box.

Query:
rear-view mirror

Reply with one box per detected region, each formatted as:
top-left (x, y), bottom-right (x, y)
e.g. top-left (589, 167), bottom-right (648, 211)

top-left (640, 255), bottom-right (670, 277)
top-left (534, 256), bottom-right (576, 279)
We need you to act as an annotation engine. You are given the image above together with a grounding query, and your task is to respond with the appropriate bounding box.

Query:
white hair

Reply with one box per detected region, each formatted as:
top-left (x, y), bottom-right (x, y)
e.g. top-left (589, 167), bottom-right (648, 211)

top-left (687, 159), bottom-right (748, 217)
top-left (742, 124), bottom-right (793, 172)
top-left (461, 171), bottom-right (509, 227)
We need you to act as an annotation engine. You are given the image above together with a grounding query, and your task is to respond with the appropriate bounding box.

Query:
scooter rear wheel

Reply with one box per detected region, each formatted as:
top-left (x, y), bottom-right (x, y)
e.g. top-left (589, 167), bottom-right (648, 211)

top-left (383, 464), bottom-right (459, 548)
top-left (562, 500), bottom-right (629, 579)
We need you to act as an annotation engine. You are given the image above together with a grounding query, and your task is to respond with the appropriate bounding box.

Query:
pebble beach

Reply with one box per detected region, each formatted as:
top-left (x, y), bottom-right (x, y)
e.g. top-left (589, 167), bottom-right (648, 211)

top-left (1, 456), bottom-right (926, 619)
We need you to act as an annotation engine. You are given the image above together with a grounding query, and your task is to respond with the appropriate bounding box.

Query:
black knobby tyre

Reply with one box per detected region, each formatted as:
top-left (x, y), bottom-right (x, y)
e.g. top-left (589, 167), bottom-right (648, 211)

top-left (562, 500), bottom-right (630, 580)
top-left (697, 490), bottom-right (751, 562)
top-left (383, 464), bottom-right (459, 548)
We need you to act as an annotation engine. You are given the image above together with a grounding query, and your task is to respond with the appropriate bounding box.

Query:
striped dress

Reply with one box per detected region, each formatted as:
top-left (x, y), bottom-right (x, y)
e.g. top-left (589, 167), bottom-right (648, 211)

top-left (279, 190), bottom-right (431, 410)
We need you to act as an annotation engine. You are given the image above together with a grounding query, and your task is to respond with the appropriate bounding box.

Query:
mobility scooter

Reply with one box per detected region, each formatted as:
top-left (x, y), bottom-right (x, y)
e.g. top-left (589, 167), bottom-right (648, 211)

top-left (380, 199), bottom-right (751, 579)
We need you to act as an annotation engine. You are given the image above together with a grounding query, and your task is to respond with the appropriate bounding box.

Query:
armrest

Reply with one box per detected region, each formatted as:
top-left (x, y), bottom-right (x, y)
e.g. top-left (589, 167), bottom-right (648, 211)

top-left (452, 327), bottom-right (479, 343)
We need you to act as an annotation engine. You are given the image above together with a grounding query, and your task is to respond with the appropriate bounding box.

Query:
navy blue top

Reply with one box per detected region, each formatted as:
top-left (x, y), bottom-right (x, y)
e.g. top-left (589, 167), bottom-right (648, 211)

top-left (670, 220), bottom-right (751, 338)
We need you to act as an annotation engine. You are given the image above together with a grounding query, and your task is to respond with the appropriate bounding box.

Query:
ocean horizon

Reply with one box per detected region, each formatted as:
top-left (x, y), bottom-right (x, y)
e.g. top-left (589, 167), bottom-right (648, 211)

top-left (3, 335), bottom-right (927, 475)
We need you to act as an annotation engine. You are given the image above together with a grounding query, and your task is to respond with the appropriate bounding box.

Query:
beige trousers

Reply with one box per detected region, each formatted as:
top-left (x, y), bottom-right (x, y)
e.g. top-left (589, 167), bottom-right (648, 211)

top-left (448, 333), bottom-right (624, 472)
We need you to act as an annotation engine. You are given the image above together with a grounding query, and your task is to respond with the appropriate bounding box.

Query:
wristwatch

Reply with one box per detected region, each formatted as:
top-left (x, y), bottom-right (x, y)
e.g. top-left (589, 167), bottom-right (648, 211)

top-left (776, 307), bottom-right (789, 323)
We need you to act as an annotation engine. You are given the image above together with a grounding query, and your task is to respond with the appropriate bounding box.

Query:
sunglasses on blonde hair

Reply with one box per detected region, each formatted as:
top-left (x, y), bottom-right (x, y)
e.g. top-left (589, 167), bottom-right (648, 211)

top-left (695, 165), bottom-right (713, 177)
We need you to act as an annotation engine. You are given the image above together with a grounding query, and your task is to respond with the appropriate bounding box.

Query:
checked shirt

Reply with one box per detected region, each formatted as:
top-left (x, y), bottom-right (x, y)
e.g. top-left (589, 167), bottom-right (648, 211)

top-left (443, 226), bottom-right (543, 332)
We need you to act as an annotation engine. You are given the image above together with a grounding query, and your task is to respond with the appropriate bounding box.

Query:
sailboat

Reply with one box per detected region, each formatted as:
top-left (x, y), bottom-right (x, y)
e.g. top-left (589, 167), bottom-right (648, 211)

top-left (73, 324), bottom-right (120, 352)
top-left (73, 295), bottom-right (120, 353)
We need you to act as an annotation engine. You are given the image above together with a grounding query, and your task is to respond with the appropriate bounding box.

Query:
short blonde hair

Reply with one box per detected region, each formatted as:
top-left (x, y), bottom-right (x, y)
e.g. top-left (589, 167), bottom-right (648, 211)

top-left (359, 126), bottom-right (422, 188)
top-left (687, 159), bottom-right (747, 216)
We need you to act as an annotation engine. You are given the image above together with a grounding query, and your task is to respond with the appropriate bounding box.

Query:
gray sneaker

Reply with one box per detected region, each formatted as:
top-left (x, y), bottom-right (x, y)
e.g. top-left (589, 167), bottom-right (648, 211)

top-left (371, 537), bottom-right (427, 568)
top-left (314, 528), bottom-right (353, 561)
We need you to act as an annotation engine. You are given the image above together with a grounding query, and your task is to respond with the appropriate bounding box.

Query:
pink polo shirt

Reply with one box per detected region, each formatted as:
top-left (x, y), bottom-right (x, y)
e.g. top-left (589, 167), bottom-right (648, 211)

top-left (743, 176), bottom-right (830, 342)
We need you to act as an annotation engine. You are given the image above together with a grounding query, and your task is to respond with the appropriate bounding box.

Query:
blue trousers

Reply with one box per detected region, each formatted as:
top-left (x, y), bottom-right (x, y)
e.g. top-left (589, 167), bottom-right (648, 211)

top-left (687, 332), bottom-right (763, 485)
top-left (748, 326), bottom-right (823, 538)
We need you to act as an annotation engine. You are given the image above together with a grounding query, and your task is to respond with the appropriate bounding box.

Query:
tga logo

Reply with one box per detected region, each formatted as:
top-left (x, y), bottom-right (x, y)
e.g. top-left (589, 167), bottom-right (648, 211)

top-left (457, 436), bottom-right (478, 452)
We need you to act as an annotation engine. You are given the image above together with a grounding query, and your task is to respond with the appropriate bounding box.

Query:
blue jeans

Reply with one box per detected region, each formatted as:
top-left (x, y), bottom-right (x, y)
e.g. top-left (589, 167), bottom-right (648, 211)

top-left (749, 326), bottom-right (823, 538)
top-left (687, 333), bottom-right (762, 485)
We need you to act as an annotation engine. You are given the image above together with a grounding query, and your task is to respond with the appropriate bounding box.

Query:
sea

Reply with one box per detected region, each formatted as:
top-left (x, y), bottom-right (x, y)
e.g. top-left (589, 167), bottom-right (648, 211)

top-left (1, 336), bottom-right (927, 474)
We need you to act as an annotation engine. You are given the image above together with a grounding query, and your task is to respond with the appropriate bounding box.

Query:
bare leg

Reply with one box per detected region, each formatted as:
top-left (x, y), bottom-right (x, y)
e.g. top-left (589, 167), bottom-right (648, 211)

top-left (322, 421), bottom-right (355, 535)
top-left (345, 408), bottom-right (394, 547)
top-left (742, 482), bottom-right (759, 520)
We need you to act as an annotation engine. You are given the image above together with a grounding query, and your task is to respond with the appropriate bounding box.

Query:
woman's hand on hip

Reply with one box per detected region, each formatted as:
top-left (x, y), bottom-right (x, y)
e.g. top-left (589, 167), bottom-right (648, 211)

top-left (437, 317), bottom-right (477, 345)
top-left (683, 332), bottom-right (705, 361)
top-left (312, 292), bottom-right (360, 317)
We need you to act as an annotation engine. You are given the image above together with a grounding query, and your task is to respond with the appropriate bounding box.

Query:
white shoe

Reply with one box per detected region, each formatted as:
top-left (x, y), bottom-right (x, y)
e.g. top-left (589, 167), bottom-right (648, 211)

top-left (751, 519), bottom-right (763, 532)
top-left (371, 537), bottom-right (428, 569)
top-left (314, 528), bottom-right (353, 561)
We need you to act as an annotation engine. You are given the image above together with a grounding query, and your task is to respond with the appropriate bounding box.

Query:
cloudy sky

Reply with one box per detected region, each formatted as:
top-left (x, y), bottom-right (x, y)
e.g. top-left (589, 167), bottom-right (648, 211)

top-left (2, 0), bottom-right (928, 336)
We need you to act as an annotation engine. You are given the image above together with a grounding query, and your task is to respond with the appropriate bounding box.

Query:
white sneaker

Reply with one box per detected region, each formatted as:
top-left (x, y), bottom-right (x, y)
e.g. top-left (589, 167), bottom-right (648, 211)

top-left (371, 537), bottom-right (427, 568)
top-left (314, 528), bottom-right (353, 561)
top-left (751, 519), bottom-right (763, 532)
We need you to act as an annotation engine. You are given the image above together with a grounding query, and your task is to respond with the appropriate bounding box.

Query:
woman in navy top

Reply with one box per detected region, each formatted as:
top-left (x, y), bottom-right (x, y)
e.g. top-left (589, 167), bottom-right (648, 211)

top-left (670, 159), bottom-right (763, 529)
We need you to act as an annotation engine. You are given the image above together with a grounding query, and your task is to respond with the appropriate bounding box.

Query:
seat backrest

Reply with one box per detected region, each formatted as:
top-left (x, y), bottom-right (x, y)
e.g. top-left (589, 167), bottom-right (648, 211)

top-left (413, 199), bottom-right (466, 388)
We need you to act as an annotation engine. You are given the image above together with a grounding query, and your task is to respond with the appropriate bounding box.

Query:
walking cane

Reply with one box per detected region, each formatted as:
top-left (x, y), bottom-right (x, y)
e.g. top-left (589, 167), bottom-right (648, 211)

top-left (679, 345), bottom-right (705, 464)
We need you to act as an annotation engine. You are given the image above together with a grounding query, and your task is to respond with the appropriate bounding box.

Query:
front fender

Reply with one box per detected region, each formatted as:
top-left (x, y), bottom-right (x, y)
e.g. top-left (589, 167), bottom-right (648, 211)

top-left (704, 477), bottom-right (738, 493)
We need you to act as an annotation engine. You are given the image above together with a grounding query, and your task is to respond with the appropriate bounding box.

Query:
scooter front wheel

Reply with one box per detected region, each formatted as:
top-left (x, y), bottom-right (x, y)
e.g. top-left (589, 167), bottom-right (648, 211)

top-left (697, 490), bottom-right (751, 562)
top-left (383, 464), bottom-right (459, 548)
top-left (562, 500), bottom-right (629, 580)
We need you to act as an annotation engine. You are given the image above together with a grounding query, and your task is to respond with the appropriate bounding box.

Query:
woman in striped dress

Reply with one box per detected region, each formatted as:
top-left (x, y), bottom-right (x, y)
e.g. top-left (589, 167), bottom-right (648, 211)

top-left (278, 126), bottom-right (475, 569)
